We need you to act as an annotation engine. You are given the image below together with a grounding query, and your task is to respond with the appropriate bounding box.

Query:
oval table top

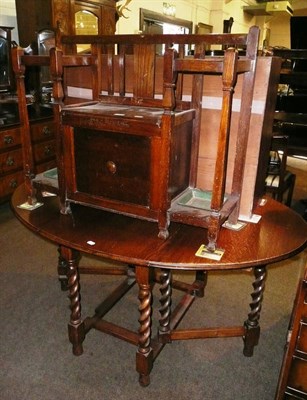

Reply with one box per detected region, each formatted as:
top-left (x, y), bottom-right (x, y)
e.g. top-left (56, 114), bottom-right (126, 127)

top-left (11, 184), bottom-right (307, 271)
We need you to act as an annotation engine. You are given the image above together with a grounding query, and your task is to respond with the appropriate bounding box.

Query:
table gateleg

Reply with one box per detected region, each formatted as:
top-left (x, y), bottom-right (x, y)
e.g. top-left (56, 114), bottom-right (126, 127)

top-left (243, 265), bottom-right (267, 357)
top-left (158, 268), bottom-right (172, 342)
top-left (57, 246), bottom-right (69, 291)
top-left (59, 246), bottom-right (85, 357)
top-left (135, 265), bottom-right (154, 386)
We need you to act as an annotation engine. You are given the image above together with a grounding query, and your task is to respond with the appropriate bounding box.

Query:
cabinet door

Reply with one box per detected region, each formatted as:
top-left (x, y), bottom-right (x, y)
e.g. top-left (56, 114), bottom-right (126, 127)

top-left (73, 1), bottom-right (116, 36)
top-left (74, 2), bottom-right (100, 53)
top-left (73, 128), bottom-right (151, 206)
top-left (16, 0), bottom-right (116, 47)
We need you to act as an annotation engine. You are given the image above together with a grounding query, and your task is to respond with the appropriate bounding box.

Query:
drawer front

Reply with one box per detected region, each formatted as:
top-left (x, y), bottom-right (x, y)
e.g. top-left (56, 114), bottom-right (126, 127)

top-left (287, 356), bottom-right (307, 394)
top-left (297, 322), bottom-right (307, 355)
top-left (31, 120), bottom-right (55, 142)
top-left (0, 148), bottom-right (23, 174)
top-left (73, 128), bottom-right (151, 206)
top-left (33, 139), bottom-right (56, 164)
top-left (0, 170), bottom-right (24, 198)
top-left (0, 127), bottom-right (21, 150)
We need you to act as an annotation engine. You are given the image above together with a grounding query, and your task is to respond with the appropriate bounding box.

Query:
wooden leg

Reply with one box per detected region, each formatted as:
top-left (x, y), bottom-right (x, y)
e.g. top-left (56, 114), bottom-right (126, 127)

top-left (60, 246), bottom-right (85, 357)
top-left (285, 175), bottom-right (296, 207)
top-left (158, 268), bottom-right (172, 343)
top-left (24, 165), bottom-right (37, 206)
top-left (135, 266), bottom-right (153, 386)
top-left (193, 271), bottom-right (207, 298)
top-left (243, 265), bottom-right (267, 357)
top-left (207, 212), bottom-right (221, 252)
top-left (57, 246), bottom-right (69, 291)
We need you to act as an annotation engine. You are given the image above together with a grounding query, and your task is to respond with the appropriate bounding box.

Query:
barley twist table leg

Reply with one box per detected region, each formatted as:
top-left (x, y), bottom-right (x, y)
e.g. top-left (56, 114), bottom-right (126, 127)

top-left (243, 265), bottom-right (267, 357)
top-left (135, 266), bottom-right (153, 387)
top-left (158, 268), bottom-right (172, 342)
top-left (57, 246), bottom-right (68, 291)
top-left (60, 246), bottom-right (85, 356)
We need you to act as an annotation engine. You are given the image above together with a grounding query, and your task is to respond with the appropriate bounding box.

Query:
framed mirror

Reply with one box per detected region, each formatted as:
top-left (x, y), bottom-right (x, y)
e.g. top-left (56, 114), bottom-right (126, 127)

top-left (139, 8), bottom-right (192, 55)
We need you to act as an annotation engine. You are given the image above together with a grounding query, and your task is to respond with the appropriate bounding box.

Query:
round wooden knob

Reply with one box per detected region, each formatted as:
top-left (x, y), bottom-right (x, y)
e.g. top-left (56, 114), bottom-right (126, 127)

top-left (106, 160), bottom-right (117, 174)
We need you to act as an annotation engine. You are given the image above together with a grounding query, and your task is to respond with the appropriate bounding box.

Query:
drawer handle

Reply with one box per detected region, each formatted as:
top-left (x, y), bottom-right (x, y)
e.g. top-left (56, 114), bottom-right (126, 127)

top-left (6, 157), bottom-right (14, 166)
top-left (4, 135), bottom-right (13, 145)
top-left (9, 179), bottom-right (18, 189)
top-left (42, 126), bottom-right (51, 136)
top-left (106, 160), bottom-right (117, 174)
top-left (44, 146), bottom-right (52, 155)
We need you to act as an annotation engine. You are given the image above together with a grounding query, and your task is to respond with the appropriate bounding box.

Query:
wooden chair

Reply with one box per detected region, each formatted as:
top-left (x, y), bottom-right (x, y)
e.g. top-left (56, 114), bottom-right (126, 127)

top-left (11, 47), bottom-right (56, 206)
top-left (12, 44), bottom-right (128, 287)
top-left (54, 26), bottom-right (259, 252)
top-left (265, 135), bottom-right (296, 207)
top-left (11, 41), bottom-right (100, 204)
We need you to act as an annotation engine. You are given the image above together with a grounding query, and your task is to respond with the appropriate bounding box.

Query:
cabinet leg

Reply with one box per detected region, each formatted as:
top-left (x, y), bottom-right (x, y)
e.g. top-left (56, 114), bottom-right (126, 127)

top-left (243, 265), bottom-right (267, 357)
top-left (206, 212), bottom-right (221, 252)
top-left (135, 266), bottom-right (153, 386)
top-left (158, 213), bottom-right (170, 240)
top-left (60, 246), bottom-right (85, 356)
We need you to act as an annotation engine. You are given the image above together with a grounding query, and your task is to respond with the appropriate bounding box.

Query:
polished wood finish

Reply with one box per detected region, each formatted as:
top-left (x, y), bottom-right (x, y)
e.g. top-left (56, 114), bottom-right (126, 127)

top-left (11, 47), bottom-right (57, 205)
top-left (275, 259), bottom-right (307, 399)
top-left (0, 124), bottom-right (24, 202)
top-left (12, 184), bottom-right (307, 270)
top-left (0, 27), bottom-right (22, 203)
top-left (11, 184), bottom-right (307, 385)
top-left (1, 36), bottom-right (56, 204)
top-left (15, 0), bottom-right (117, 48)
top-left (52, 27), bottom-right (260, 250)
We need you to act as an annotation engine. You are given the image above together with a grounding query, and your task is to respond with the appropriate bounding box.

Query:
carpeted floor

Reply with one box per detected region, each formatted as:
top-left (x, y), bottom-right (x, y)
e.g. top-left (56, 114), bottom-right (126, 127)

top-left (0, 156), bottom-right (306, 400)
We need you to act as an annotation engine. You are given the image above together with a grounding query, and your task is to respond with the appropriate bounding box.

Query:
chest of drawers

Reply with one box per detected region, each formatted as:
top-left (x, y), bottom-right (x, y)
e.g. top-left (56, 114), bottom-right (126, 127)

top-left (30, 118), bottom-right (56, 173)
top-left (0, 125), bottom-right (23, 201)
top-left (276, 261), bottom-right (307, 399)
top-left (0, 118), bottom-right (56, 203)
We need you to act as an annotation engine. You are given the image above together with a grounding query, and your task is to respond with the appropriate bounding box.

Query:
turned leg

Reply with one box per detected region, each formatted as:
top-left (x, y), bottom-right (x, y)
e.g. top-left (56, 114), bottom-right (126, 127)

top-left (57, 246), bottom-right (69, 291)
top-left (158, 268), bottom-right (172, 343)
top-left (24, 165), bottom-right (37, 206)
top-left (135, 266), bottom-right (153, 387)
top-left (60, 246), bottom-right (85, 357)
top-left (193, 271), bottom-right (207, 297)
top-left (243, 265), bottom-right (267, 357)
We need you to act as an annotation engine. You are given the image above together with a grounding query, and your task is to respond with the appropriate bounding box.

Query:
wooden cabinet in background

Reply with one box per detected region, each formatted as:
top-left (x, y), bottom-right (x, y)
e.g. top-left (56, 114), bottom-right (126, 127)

top-left (275, 259), bottom-right (307, 399)
top-left (30, 118), bottom-right (57, 174)
top-left (0, 116), bottom-right (56, 203)
top-left (0, 124), bottom-right (23, 202)
top-left (15, 0), bottom-right (118, 48)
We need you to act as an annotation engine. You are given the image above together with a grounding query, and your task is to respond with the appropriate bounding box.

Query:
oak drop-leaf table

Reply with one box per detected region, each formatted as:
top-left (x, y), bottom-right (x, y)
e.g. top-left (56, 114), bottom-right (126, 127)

top-left (11, 184), bottom-right (307, 386)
